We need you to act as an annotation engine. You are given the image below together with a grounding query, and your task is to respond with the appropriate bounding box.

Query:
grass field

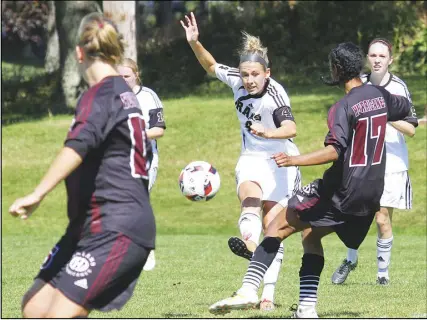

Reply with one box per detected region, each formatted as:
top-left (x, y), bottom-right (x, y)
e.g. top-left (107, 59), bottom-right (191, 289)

top-left (2, 75), bottom-right (426, 318)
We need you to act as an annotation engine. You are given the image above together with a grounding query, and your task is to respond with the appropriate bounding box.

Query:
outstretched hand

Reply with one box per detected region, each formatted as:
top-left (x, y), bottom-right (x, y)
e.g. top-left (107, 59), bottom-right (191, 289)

top-left (271, 152), bottom-right (294, 167)
top-left (180, 12), bottom-right (199, 44)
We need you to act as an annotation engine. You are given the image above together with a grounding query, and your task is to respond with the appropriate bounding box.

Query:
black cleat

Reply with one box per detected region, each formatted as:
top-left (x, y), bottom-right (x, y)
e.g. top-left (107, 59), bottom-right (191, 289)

top-left (228, 237), bottom-right (253, 260)
top-left (376, 277), bottom-right (390, 286)
top-left (331, 259), bottom-right (358, 284)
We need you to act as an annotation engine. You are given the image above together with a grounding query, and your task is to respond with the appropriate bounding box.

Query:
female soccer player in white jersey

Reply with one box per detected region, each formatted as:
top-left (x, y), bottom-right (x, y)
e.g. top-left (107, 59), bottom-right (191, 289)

top-left (118, 58), bottom-right (166, 271)
top-left (331, 38), bottom-right (418, 286)
top-left (181, 12), bottom-right (301, 311)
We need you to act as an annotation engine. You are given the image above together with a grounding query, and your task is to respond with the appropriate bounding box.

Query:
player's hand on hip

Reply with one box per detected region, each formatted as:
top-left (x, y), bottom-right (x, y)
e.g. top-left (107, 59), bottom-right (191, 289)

top-left (180, 12), bottom-right (199, 43)
top-left (9, 193), bottom-right (42, 220)
top-left (271, 152), bottom-right (293, 167)
top-left (250, 123), bottom-right (270, 138)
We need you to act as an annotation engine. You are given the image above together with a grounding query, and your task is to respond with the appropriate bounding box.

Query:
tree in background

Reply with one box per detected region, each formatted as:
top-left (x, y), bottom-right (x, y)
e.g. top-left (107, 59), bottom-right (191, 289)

top-left (55, 1), bottom-right (101, 109)
top-left (103, 1), bottom-right (137, 62)
top-left (44, 0), bottom-right (59, 74)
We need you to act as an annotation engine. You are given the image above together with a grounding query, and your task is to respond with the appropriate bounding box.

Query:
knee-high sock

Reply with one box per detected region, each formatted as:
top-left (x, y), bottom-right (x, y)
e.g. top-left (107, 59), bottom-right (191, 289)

top-left (377, 236), bottom-right (393, 279)
top-left (238, 212), bottom-right (262, 245)
top-left (240, 237), bottom-right (281, 293)
top-left (261, 243), bottom-right (284, 302)
top-left (298, 253), bottom-right (324, 309)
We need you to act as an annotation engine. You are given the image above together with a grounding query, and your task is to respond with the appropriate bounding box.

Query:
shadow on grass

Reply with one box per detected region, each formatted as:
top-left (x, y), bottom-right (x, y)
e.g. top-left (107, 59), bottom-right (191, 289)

top-left (162, 313), bottom-right (200, 318)
top-left (320, 311), bottom-right (362, 318)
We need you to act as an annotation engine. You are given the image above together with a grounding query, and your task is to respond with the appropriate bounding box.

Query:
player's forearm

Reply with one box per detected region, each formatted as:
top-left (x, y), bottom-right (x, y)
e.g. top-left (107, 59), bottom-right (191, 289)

top-left (266, 121), bottom-right (296, 139)
top-left (189, 41), bottom-right (217, 75)
top-left (389, 120), bottom-right (416, 137)
top-left (292, 145), bottom-right (339, 166)
top-left (146, 127), bottom-right (165, 139)
top-left (33, 147), bottom-right (83, 199)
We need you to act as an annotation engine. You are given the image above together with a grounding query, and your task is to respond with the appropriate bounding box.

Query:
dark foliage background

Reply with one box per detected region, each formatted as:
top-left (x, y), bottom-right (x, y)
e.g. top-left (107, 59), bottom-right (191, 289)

top-left (2, 1), bottom-right (426, 122)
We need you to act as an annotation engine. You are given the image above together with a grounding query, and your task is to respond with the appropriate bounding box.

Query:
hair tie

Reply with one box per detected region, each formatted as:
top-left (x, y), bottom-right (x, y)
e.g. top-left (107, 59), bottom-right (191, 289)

top-left (98, 21), bottom-right (104, 29)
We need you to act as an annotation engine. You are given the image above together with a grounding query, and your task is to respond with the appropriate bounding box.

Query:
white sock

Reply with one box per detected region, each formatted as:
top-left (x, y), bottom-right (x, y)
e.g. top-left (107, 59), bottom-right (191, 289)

top-left (377, 236), bottom-right (393, 279)
top-left (347, 248), bottom-right (358, 264)
top-left (261, 243), bottom-right (284, 302)
top-left (238, 212), bottom-right (262, 245)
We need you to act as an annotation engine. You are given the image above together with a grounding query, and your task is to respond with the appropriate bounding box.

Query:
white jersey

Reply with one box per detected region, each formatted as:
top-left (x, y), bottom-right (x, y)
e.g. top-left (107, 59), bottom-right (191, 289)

top-left (215, 63), bottom-right (300, 158)
top-left (135, 86), bottom-right (166, 168)
top-left (361, 73), bottom-right (418, 173)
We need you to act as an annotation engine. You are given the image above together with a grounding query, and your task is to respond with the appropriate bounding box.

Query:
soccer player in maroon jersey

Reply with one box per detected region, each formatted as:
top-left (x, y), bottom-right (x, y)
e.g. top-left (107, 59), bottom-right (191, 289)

top-left (208, 42), bottom-right (412, 318)
top-left (9, 13), bottom-right (155, 318)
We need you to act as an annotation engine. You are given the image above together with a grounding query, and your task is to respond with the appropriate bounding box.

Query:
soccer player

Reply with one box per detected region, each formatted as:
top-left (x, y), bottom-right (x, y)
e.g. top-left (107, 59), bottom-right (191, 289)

top-left (208, 42), bottom-right (412, 318)
top-left (331, 38), bottom-right (418, 286)
top-left (118, 57), bottom-right (166, 272)
top-left (181, 12), bottom-right (301, 311)
top-left (8, 13), bottom-right (155, 318)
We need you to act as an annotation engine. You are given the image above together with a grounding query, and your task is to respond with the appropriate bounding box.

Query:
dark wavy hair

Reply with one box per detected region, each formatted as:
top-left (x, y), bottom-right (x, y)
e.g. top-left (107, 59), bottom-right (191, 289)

top-left (323, 42), bottom-right (364, 86)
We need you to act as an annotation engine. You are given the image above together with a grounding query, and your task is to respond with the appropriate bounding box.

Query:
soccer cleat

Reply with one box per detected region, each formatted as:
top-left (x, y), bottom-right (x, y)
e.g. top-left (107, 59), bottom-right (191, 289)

top-left (143, 250), bottom-right (156, 271)
top-left (228, 237), bottom-right (254, 260)
top-left (376, 277), bottom-right (390, 286)
top-left (290, 304), bottom-right (319, 318)
top-left (208, 290), bottom-right (259, 315)
top-left (331, 259), bottom-right (358, 284)
top-left (259, 299), bottom-right (275, 311)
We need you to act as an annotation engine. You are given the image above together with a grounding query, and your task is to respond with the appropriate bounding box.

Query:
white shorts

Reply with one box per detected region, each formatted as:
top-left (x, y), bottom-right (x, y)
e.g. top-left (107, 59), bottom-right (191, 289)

top-left (148, 166), bottom-right (157, 192)
top-left (235, 155), bottom-right (301, 207)
top-left (380, 171), bottom-right (412, 209)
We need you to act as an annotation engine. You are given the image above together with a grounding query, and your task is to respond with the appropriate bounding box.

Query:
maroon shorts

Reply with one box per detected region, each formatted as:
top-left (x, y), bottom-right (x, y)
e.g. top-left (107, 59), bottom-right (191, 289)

top-left (36, 230), bottom-right (150, 311)
top-left (288, 179), bottom-right (375, 249)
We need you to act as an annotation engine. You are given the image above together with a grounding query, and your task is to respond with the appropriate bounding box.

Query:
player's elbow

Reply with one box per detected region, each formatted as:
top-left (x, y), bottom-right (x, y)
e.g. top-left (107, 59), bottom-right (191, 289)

top-left (288, 125), bottom-right (297, 138)
top-left (407, 127), bottom-right (416, 138)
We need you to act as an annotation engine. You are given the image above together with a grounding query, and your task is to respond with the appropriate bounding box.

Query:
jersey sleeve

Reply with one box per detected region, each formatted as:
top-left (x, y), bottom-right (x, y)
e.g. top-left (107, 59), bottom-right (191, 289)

top-left (324, 102), bottom-right (350, 157)
top-left (270, 86), bottom-right (295, 127)
top-left (146, 91), bottom-right (166, 129)
top-left (214, 63), bottom-right (242, 90)
top-left (377, 86), bottom-right (412, 123)
top-left (64, 94), bottom-right (111, 159)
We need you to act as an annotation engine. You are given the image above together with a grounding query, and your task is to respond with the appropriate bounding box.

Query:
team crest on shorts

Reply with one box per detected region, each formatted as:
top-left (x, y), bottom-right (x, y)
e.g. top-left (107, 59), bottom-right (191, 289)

top-left (301, 183), bottom-right (314, 195)
top-left (66, 251), bottom-right (96, 278)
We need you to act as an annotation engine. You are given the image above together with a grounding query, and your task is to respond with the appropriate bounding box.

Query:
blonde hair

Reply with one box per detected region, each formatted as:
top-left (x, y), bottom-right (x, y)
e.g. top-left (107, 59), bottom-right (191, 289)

top-left (120, 58), bottom-right (142, 85)
top-left (77, 12), bottom-right (125, 65)
top-left (238, 31), bottom-right (269, 68)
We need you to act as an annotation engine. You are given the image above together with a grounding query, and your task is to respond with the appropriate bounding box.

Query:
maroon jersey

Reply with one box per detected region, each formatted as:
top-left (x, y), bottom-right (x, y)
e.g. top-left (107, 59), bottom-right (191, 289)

top-left (322, 84), bottom-right (411, 216)
top-left (64, 76), bottom-right (155, 248)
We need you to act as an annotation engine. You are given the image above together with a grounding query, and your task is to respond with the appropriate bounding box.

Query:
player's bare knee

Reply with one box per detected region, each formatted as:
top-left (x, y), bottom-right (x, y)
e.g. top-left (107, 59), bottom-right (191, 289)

top-left (376, 212), bottom-right (390, 228)
top-left (22, 300), bottom-right (48, 319)
top-left (21, 279), bottom-right (50, 318)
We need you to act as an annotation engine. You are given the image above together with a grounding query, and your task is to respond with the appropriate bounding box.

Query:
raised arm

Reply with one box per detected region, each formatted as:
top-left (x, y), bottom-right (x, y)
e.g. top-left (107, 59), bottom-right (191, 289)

top-left (180, 12), bottom-right (216, 76)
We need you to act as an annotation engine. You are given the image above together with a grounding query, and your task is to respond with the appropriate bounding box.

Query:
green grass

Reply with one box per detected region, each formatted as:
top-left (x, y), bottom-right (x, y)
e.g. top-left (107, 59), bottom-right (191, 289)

top-left (2, 78), bottom-right (426, 318)
top-left (2, 235), bottom-right (426, 318)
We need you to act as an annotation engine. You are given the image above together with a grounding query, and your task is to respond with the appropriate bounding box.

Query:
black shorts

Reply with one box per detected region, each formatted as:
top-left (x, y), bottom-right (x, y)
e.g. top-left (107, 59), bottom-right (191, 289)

top-left (36, 230), bottom-right (150, 312)
top-left (288, 179), bottom-right (376, 249)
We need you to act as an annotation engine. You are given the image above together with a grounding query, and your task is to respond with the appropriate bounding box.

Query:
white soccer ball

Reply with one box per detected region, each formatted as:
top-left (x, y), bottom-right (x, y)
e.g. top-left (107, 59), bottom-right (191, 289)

top-left (178, 161), bottom-right (221, 201)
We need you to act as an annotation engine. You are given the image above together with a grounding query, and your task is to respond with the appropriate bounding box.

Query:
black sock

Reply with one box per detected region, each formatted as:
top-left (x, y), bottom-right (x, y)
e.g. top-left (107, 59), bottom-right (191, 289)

top-left (298, 253), bottom-right (324, 308)
top-left (242, 237), bottom-right (281, 291)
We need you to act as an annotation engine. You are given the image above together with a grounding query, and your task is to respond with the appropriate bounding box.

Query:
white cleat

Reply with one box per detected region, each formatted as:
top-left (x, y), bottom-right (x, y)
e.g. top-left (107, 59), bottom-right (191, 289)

top-left (143, 250), bottom-right (156, 271)
top-left (208, 290), bottom-right (259, 315)
top-left (291, 305), bottom-right (318, 318)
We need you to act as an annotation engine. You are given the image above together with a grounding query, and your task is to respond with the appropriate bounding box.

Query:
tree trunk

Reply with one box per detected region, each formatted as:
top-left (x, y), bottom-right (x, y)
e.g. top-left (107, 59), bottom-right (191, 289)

top-left (103, 1), bottom-right (137, 63)
top-left (44, 0), bottom-right (59, 74)
top-left (55, 1), bottom-right (101, 109)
